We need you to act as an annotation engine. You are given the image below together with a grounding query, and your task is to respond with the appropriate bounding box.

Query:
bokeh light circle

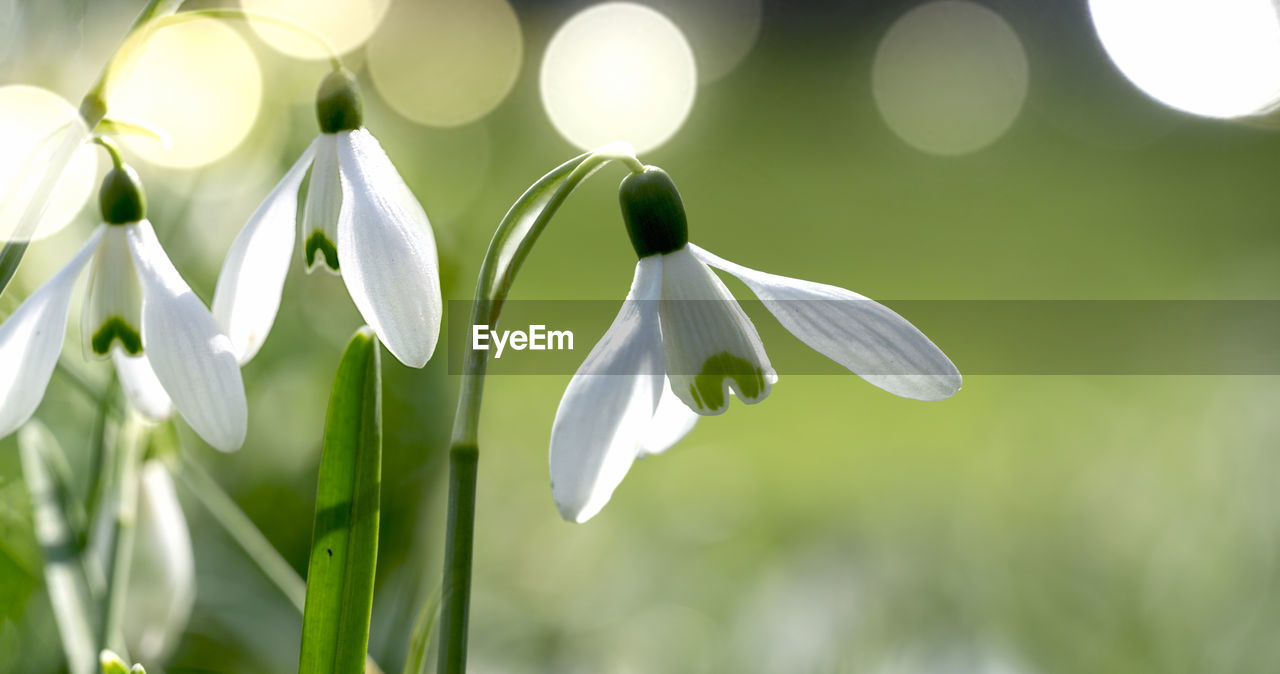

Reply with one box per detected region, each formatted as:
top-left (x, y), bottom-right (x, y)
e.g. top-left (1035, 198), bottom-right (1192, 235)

top-left (367, 0), bottom-right (522, 127)
top-left (0, 86), bottom-right (98, 241)
top-left (110, 20), bottom-right (262, 169)
top-left (1088, 0), bottom-right (1280, 119)
top-left (239, 0), bottom-right (391, 60)
top-left (636, 0), bottom-right (763, 83)
top-left (540, 2), bottom-right (697, 153)
top-left (871, 1), bottom-right (1028, 156)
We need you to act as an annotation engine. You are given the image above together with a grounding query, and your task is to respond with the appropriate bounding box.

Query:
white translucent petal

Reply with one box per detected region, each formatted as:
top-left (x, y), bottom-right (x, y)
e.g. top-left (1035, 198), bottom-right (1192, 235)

top-left (638, 376), bottom-right (699, 457)
top-left (658, 246), bottom-right (775, 415)
top-left (212, 139), bottom-right (318, 364)
top-left (112, 349), bottom-right (175, 420)
top-left (0, 226), bottom-right (103, 438)
top-left (550, 257), bottom-right (664, 523)
top-left (301, 134), bottom-right (342, 274)
top-left (124, 462), bottom-right (194, 664)
top-left (126, 221), bottom-right (247, 451)
top-left (690, 243), bottom-right (961, 401)
top-left (335, 129), bottom-right (442, 368)
top-left (81, 226), bottom-right (142, 360)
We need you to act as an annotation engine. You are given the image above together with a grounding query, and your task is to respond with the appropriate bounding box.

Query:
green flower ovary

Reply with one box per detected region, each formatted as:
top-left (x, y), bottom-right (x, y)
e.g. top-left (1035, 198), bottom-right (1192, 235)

top-left (619, 166), bottom-right (688, 258)
top-left (99, 166), bottom-right (146, 225)
top-left (91, 316), bottom-right (142, 356)
top-left (687, 351), bottom-right (766, 412)
top-left (315, 68), bottom-right (363, 133)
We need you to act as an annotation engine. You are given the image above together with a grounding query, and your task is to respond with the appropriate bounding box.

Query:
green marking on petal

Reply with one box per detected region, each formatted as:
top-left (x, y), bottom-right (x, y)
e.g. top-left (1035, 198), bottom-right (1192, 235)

top-left (91, 316), bottom-right (142, 356)
top-left (305, 230), bottom-right (340, 271)
top-left (688, 351), bottom-right (766, 412)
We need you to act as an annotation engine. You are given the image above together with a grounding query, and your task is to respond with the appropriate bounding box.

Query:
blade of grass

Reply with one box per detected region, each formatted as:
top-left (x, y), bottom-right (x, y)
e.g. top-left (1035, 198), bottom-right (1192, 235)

top-left (299, 327), bottom-right (383, 674)
top-left (401, 584), bottom-right (442, 674)
top-left (19, 421), bottom-right (97, 674)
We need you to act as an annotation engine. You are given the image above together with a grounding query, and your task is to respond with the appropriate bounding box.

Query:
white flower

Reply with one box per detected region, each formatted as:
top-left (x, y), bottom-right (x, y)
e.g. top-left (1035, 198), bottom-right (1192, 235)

top-left (213, 69), bottom-right (441, 368)
top-left (123, 461), bottom-right (195, 666)
top-left (0, 166), bottom-right (247, 451)
top-left (550, 167), bottom-right (962, 522)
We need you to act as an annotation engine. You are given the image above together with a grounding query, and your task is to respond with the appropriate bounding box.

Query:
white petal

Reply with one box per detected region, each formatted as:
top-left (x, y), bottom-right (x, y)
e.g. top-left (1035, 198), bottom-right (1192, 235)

top-left (335, 129), bottom-right (442, 368)
top-left (301, 134), bottom-right (342, 274)
top-left (212, 139), bottom-right (318, 364)
top-left (638, 377), bottom-right (699, 457)
top-left (658, 246), bottom-right (776, 415)
top-left (550, 257), bottom-right (664, 523)
top-left (125, 463), bottom-right (195, 664)
top-left (0, 226), bottom-right (103, 438)
top-left (126, 221), bottom-right (247, 451)
top-left (690, 244), bottom-right (962, 401)
top-left (81, 226), bottom-right (143, 360)
top-left (112, 349), bottom-right (174, 420)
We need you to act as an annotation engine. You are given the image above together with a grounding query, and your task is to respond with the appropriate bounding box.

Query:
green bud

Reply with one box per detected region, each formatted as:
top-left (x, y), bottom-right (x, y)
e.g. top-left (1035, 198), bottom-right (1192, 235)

top-left (99, 165), bottom-right (146, 225)
top-left (619, 166), bottom-right (688, 258)
top-left (100, 650), bottom-right (129, 674)
top-left (130, 665), bottom-right (146, 674)
top-left (315, 68), bottom-right (363, 134)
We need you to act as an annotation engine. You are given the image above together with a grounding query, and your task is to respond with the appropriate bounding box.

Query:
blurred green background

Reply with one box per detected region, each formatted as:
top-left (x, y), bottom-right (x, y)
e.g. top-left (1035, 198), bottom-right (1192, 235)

top-left (4, 0), bottom-right (1280, 672)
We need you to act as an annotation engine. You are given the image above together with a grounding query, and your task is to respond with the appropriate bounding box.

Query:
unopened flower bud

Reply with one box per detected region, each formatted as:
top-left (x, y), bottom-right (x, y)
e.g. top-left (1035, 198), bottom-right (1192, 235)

top-left (99, 650), bottom-right (129, 674)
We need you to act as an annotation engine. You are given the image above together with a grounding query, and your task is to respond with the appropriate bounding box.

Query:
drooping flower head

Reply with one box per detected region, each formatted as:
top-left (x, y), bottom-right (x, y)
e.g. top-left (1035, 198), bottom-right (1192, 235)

top-left (213, 68), bottom-right (442, 368)
top-left (0, 161), bottom-right (247, 451)
top-left (549, 167), bottom-right (962, 522)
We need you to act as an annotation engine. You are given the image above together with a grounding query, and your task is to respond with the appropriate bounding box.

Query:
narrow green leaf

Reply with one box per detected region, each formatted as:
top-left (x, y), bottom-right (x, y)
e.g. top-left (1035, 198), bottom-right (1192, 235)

top-left (299, 328), bottom-right (382, 674)
top-left (0, 240), bottom-right (29, 298)
top-left (18, 422), bottom-right (96, 674)
top-left (401, 584), bottom-right (442, 674)
top-left (0, 452), bottom-right (41, 623)
top-left (93, 118), bottom-right (172, 149)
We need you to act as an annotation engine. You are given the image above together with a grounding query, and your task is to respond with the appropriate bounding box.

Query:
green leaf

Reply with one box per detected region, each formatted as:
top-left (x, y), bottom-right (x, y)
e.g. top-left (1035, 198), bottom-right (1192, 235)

top-left (299, 328), bottom-right (383, 674)
top-left (93, 118), bottom-right (172, 149)
top-left (19, 422), bottom-right (97, 674)
top-left (0, 240), bottom-right (29, 298)
top-left (401, 584), bottom-right (442, 674)
top-left (0, 454), bottom-right (41, 623)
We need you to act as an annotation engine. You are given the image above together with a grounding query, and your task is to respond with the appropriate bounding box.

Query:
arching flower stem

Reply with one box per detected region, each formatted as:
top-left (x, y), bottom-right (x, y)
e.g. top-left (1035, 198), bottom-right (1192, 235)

top-left (437, 143), bottom-right (643, 674)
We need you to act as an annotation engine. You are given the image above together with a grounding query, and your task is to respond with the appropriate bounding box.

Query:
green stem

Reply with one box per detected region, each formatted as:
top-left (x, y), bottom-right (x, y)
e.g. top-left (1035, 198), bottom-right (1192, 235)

top-left (83, 371), bottom-right (120, 532)
top-left (437, 144), bottom-right (643, 674)
top-left (97, 412), bottom-right (148, 658)
top-left (436, 445), bottom-right (477, 674)
top-left (81, 0), bottom-right (188, 126)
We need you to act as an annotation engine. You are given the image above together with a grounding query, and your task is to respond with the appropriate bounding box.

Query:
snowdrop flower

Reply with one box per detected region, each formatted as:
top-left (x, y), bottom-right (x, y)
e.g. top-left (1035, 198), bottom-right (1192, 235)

top-left (213, 68), bottom-right (442, 368)
top-left (0, 162), bottom-right (247, 451)
top-left (123, 461), bottom-right (195, 666)
top-left (550, 167), bottom-right (962, 522)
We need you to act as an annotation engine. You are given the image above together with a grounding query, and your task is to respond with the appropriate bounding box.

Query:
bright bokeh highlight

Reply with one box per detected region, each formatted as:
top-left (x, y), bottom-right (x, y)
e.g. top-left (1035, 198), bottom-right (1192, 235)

top-left (638, 0), bottom-right (763, 83)
top-left (540, 2), bottom-right (697, 153)
top-left (239, 0), bottom-right (391, 60)
top-left (0, 86), bottom-right (97, 241)
top-left (871, 1), bottom-right (1028, 156)
top-left (1088, 0), bottom-right (1280, 119)
top-left (110, 20), bottom-right (262, 169)
top-left (367, 0), bottom-right (522, 127)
